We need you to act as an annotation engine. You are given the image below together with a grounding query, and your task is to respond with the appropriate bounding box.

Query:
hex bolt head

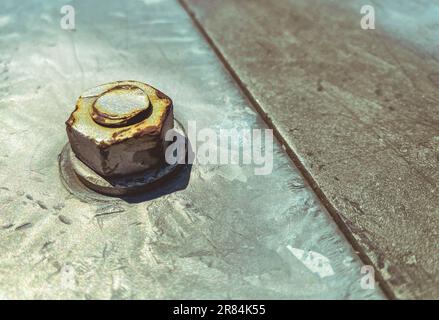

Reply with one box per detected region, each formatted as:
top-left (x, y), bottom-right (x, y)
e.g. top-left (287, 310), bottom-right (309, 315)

top-left (66, 81), bottom-right (173, 177)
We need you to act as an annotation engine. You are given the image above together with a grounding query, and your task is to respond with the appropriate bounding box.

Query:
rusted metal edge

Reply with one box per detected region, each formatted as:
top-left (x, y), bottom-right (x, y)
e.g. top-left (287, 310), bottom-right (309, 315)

top-left (178, 0), bottom-right (395, 300)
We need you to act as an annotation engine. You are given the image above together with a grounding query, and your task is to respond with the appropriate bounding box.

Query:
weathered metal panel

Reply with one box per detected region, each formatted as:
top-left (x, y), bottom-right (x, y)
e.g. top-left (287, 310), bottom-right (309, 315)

top-left (181, 0), bottom-right (439, 299)
top-left (0, 0), bottom-right (382, 299)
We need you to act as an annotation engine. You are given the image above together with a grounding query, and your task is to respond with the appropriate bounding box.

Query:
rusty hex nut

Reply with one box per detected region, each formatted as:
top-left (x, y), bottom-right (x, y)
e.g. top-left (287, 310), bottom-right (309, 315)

top-left (66, 80), bottom-right (173, 177)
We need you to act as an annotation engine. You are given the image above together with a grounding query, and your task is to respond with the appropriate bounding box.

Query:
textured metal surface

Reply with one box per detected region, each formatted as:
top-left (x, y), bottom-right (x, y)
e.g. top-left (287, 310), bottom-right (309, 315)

top-left (181, 0), bottom-right (439, 299)
top-left (0, 0), bottom-right (383, 299)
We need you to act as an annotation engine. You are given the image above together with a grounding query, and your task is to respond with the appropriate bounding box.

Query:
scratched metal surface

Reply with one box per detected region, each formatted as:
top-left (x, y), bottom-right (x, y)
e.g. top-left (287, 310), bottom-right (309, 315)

top-left (0, 0), bottom-right (383, 299)
top-left (181, 0), bottom-right (439, 299)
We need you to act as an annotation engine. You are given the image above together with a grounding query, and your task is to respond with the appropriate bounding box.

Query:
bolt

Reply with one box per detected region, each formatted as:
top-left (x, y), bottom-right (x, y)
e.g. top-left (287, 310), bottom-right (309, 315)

top-left (66, 80), bottom-right (174, 177)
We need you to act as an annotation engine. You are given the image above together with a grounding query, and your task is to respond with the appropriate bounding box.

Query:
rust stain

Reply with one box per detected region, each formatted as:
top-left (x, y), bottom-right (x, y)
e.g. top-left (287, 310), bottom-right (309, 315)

top-left (65, 104), bottom-right (79, 126)
top-left (65, 80), bottom-right (174, 177)
top-left (66, 81), bottom-right (173, 148)
top-left (91, 84), bottom-right (151, 127)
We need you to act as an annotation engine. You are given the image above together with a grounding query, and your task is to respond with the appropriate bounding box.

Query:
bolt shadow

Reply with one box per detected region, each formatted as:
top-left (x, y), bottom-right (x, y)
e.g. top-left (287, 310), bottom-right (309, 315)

top-left (120, 131), bottom-right (194, 203)
top-left (120, 162), bottom-right (192, 203)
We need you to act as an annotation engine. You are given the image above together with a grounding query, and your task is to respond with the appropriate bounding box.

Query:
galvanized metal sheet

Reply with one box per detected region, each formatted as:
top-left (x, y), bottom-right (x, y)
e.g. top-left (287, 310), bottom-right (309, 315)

top-left (181, 0), bottom-right (439, 299)
top-left (0, 0), bottom-right (383, 299)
